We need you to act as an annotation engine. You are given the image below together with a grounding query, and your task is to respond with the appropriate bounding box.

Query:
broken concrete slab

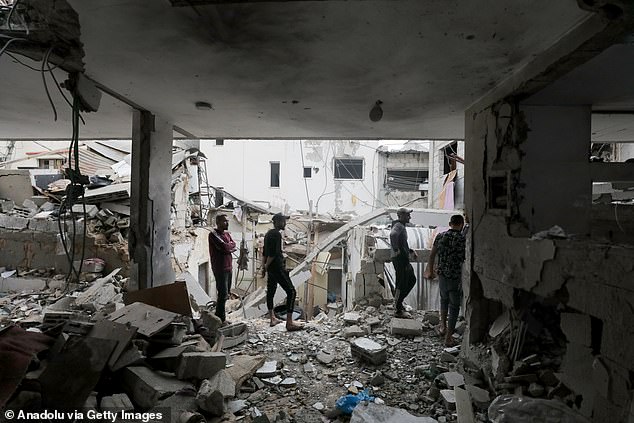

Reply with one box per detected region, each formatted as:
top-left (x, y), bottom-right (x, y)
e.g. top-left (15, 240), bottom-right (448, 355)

top-left (197, 370), bottom-right (236, 413)
top-left (390, 318), bottom-right (423, 336)
top-left (226, 355), bottom-right (266, 394)
top-left (350, 337), bottom-right (387, 365)
top-left (100, 393), bottom-right (134, 412)
top-left (149, 340), bottom-right (208, 372)
top-left (441, 372), bottom-right (465, 388)
top-left (122, 366), bottom-right (194, 409)
top-left (343, 325), bottom-right (365, 338)
top-left (280, 377), bottom-right (297, 388)
top-left (350, 402), bottom-right (438, 423)
top-left (124, 280), bottom-right (194, 317)
top-left (343, 312), bottom-right (362, 324)
top-left (440, 389), bottom-right (456, 410)
top-left (176, 351), bottom-right (226, 380)
top-left (74, 269), bottom-right (122, 311)
top-left (316, 351), bottom-right (336, 365)
top-left (108, 302), bottom-right (179, 337)
top-left (40, 336), bottom-right (117, 410)
top-left (454, 386), bottom-right (475, 423)
top-left (465, 385), bottom-right (490, 410)
top-left (111, 346), bottom-right (145, 372)
top-left (255, 360), bottom-right (278, 378)
top-left (88, 319), bottom-right (137, 370)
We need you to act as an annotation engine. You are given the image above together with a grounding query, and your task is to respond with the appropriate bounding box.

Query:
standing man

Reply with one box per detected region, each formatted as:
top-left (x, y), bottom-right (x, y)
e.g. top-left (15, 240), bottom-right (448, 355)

top-left (261, 213), bottom-right (303, 331)
top-left (390, 207), bottom-right (418, 319)
top-left (424, 214), bottom-right (465, 347)
top-left (208, 214), bottom-right (236, 324)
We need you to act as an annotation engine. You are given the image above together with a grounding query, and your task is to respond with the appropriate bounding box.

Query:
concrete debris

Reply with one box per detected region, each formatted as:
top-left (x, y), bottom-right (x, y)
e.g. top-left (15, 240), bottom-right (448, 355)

top-left (343, 312), bottom-right (363, 325)
top-left (122, 366), bottom-right (194, 409)
top-left (343, 325), bottom-right (366, 338)
top-left (350, 337), bottom-right (387, 365)
top-left (255, 360), bottom-right (278, 378)
top-left (100, 393), bottom-right (134, 412)
top-left (390, 318), bottom-right (424, 336)
top-left (176, 351), bottom-right (227, 380)
top-left (350, 402), bottom-right (439, 422)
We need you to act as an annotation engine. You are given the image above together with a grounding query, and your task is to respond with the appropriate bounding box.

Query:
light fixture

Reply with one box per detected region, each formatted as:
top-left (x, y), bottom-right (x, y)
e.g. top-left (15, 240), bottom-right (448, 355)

top-left (195, 101), bottom-right (212, 111)
top-left (369, 100), bottom-right (383, 122)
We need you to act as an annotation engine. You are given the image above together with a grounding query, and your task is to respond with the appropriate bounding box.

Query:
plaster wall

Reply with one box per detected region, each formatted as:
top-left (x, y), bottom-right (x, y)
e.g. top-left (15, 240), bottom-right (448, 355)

top-left (465, 103), bottom-right (634, 422)
top-left (202, 140), bottom-right (386, 216)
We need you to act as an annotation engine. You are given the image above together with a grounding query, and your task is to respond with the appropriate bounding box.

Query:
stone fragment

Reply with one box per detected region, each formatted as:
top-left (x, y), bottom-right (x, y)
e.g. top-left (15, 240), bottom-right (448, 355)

top-left (528, 382), bottom-right (545, 397)
top-left (262, 376), bottom-right (282, 386)
top-left (350, 337), bottom-right (387, 365)
top-left (122, 366), bottom-right (194, 409)
top-left (343, 312), bottom-right (362, 324)
top-left (366, 317), bottom-right (381, 327)
top-left (176, 351), bottom-right (226, 380)
top-left (228, 399), bottom-right (248, 414)
top-left (454, 386), bottom-right (475, 423)
top-left (303, 363), bottom-right (316, 374)
top-left (440, 351), bottom-right (457, 363)
top-left (350, 402), bottom-right (438, 423)
top-left (196, 389), bottom-right (225, 416)
top-left (280, 377), bottom-right (296, 388)
top-left (440, 372), bottom-right (465, 388)
top-left (422, 311), bottom-right (440, 325)
top-left (370, 371), bottom-right (385, 386)
top-left (100, 393), bottom-right (134, 412)
top-left (440, 389), bottom-right (456, 410)
top-left (390, 318), bottom-right (423, 336)
top-left (343, 325), bottom-right (365, 338)
top-left (312, 402), bottom-right (324, 411)
top-left (204, 370), bottom-right (236, 398)
top-left (316, 351), bottom-right (335, 365)
top-left (255, 360), bottom-right (278, 378)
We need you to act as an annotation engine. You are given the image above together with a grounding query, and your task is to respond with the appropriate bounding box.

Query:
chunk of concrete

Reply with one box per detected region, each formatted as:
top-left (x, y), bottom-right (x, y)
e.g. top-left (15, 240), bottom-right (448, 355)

top-left (100, 393), bottom-right (134, 412)
top-left (122, 366), bottom-right (194, 409)
top-left (255, 361), bottom-right (278, 378)
top-left (197, 370), bottom-right (236, 414)
top-left (441, 372), bottom-right (465, 388)
top-left (350, 337), bottom-right (387, 365)
top-left (196, 389), bottom-right (225, 416)
top-left (454, 386), bottom-right (475, 423)
top-left (343, 325), bottom-right (365, 338)
top-left (316, 351), bottom-right (336, 365)
top-left (343, 312), bottom-right (362, 324)
top-left (440, 389), bottom-right (456, 410)
top-left (390, 318), bottom-right (423, 336)
top-left (350, 402), bottom-right (438, 423)
top-left (465, 385), bottom-right (490, 410)
top-left (176, 351), bottom-right (226, 380)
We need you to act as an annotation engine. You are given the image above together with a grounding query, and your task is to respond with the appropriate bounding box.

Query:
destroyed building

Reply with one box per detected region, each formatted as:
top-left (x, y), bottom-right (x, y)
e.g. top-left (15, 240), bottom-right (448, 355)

top-left (1, 1), bottom-right (634, 422)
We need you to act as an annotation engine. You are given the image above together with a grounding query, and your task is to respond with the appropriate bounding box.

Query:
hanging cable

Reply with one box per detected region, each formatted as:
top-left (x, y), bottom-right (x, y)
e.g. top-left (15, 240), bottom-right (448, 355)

top-left (298, 140), bottom-right (312, 212)
top-left (40, 46), bottom-right (57, 121)
top-left (0, 37), bottom-right (26, 59)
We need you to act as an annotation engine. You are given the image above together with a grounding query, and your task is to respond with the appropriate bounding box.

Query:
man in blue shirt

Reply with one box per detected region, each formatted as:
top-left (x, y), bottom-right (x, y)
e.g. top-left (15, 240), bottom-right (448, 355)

top-left (424, 214), bottom-right (465, 346)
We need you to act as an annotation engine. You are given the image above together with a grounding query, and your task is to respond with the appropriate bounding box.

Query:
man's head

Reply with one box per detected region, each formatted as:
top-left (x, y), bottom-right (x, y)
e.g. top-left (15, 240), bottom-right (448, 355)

top-left (449, 214), bottom-right (464, 230)
top-left (215, 214), bottom-right (229, 231)
top-left (272, 212), bottom-right (290, 229)
top-left (396, 207), bottom-right (412, 224)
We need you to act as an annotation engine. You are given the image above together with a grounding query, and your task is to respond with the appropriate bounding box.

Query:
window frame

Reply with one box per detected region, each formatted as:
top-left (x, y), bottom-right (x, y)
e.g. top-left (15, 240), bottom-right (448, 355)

top-left (333, 157), bottom-right (364, 180)
top-left (270, 161), bottom-right (280, 188)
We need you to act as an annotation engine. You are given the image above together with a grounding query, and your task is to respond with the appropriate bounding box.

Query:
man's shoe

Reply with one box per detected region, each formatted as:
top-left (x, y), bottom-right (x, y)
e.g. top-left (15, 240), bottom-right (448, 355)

top-left (394, 310), bottom-right (413, 319)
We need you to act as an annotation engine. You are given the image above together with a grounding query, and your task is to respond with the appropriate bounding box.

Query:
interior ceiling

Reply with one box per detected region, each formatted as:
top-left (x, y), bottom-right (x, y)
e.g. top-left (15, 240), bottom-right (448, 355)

top-left (0, 0), bottom-right (594, 140)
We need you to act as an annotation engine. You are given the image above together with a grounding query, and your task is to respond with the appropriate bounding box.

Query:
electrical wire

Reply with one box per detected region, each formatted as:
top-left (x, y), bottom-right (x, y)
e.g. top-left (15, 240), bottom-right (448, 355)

top-left (0, 37), bottom-right (25, 59)
top-left (47, 56), bottom-right (86, 125)
top-left (5, 51), bottom-right (61, 72)
top-left (41, 46), bottom-right (57, 121)
top-left (5, 0), bottom-right (19, 31)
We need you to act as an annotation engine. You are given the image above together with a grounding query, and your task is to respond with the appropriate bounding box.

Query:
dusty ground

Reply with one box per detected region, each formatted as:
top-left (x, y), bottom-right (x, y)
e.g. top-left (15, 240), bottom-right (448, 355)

top-left (223, 303), bottom-right (483, 423)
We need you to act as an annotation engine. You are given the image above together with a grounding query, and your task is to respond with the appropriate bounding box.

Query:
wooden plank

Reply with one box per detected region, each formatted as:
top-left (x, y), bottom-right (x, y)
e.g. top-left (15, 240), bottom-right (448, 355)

top-left (455, 386), bottom-right (476, 423)
top-left (107, 302), bottom-right (178, 337)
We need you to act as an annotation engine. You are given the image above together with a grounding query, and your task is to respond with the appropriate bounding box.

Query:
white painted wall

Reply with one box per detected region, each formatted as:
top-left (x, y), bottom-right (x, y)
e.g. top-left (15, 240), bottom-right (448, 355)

top-left (1, 140), bottom-right (68, 169)
top-left (201, 140), bottom-right (388, 216)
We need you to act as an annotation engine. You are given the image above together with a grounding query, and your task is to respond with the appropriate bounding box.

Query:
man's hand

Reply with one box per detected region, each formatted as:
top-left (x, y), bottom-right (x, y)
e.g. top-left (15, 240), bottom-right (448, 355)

top-left (423, 268), bottom-right (436, 280)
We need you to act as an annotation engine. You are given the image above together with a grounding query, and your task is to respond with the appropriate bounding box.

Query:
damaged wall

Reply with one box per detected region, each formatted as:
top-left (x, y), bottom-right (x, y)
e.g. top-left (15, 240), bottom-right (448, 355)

top-left (465, 98), bottom-right (634, 422)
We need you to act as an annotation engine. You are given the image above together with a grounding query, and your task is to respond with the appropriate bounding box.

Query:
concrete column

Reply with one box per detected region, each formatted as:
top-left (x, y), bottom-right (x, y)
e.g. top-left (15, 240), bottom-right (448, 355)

top-left (129, 110), bottom-right (175, 290)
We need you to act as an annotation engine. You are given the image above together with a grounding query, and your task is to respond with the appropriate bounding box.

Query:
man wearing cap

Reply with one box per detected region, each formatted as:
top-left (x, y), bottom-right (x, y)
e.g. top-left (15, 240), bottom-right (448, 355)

top-left (390, 207), bottom-right (418, 319)
top-left (261, 213), bottom-right (303, 331)
top-left (208, 214), bottom-right (236, 324)
top-left (424, 214), bottom-right (465, 347)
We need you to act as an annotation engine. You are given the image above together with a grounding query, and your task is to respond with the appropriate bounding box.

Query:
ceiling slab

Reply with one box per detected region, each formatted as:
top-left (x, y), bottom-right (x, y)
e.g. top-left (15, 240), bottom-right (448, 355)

top-left (1, 0), bottom-right (592, 139)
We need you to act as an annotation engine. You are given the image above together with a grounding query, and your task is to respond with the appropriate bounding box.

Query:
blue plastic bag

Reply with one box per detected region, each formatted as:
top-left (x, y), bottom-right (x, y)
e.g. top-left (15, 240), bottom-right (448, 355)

top-left (335, 389), bottom-right (375, 414)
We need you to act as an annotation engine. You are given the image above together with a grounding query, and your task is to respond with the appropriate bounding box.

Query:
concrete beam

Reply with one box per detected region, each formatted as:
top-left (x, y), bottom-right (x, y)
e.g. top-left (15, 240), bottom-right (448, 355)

top-left (129, 110), bottom-right (175, 290)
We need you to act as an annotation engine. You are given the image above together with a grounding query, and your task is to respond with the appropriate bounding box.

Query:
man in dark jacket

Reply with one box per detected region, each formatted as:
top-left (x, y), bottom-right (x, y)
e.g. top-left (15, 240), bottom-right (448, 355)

top-left (208, 214), bottom-right (236, 324)
top-left (390, 207), bottom-right (418, 319)
top-left (424, 214), bottom-right (465, 346)
top-left (261, 213), bottom-right (303, 331)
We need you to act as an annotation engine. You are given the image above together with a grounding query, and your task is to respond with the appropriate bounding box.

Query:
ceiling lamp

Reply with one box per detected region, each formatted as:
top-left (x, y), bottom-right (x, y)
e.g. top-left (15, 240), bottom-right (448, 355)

top-left (369, 100), bottom-right (383, 122)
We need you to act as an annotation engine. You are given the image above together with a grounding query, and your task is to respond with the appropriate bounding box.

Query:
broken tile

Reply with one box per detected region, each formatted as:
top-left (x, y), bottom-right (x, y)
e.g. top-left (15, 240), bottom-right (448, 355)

top-left (440, 389), bottom-right (456, 410)
top-left (441, 372), bottom-right (465, 388)
top-left (255, 360), bottom-right (278, 378)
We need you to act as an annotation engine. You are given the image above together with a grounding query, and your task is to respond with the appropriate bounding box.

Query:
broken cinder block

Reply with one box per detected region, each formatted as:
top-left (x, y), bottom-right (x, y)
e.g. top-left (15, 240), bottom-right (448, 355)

top-left (176, 351), bottom-right (226, 380)
top-left (122, 366), bottom-right (194, 409)
top-left (390, 318), bottom-right (423, 336)
top-left (350, 337), bottom-right (387, 365)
